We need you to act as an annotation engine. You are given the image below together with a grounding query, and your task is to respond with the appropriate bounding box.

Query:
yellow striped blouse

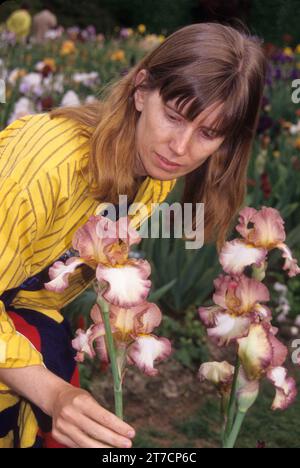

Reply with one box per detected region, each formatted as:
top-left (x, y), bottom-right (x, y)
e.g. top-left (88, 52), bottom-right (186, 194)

top-left (0, 112), bottom-right (177, 370)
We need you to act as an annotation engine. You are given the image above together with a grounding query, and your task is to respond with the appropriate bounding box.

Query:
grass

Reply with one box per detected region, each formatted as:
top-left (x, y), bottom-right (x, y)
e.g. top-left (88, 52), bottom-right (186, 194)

top-left (236, 379), bottom-right (300, 448)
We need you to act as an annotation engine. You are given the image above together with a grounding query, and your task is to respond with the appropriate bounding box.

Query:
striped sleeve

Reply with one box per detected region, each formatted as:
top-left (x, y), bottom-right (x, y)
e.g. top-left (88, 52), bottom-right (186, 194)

top-left (0, 115), bottom-right (34, 156)
top-left (0, 175), bottom-right (43, 368)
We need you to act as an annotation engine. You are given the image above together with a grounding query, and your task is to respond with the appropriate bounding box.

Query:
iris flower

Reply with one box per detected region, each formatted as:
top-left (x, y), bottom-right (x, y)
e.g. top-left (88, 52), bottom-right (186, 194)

top-left (237, 323), bottom-right (297, 410)
top-left (72, 301), bottom-right (172, 376)
top-left (220, 207), bottom-right (300, 277)
top-left (45, 215), bottom-right (152, 308)
top-left (198, 274), bottom-right (271, 346)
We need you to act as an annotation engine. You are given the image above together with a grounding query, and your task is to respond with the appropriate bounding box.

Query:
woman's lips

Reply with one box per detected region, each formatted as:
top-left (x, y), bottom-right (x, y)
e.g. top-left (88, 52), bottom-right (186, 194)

top-left (155, 152), bottom-right (182, 169)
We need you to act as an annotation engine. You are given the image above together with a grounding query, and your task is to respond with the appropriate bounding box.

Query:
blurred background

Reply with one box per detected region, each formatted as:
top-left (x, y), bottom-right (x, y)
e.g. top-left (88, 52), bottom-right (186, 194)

top-left (1, 0), bottom-right (300, 448)
top-left (2, 0), bottom-right (300, 42)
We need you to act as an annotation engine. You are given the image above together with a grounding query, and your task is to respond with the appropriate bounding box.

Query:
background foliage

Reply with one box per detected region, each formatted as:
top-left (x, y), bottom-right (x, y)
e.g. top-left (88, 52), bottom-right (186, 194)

top-left (2, 0), bottom-right (300, 42)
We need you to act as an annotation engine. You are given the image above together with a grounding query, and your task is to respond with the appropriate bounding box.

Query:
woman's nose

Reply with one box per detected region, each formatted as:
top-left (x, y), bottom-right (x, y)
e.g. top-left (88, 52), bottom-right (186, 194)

top-left (169, 127), bottom-right (193, 156)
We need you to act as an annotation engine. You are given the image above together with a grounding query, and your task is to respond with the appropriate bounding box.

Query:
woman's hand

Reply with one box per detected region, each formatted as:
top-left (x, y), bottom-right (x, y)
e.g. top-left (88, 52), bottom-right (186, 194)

top-left (0, 365), bottom-right (133, 448)
top-left (51, 384), bottom-right (135, 448)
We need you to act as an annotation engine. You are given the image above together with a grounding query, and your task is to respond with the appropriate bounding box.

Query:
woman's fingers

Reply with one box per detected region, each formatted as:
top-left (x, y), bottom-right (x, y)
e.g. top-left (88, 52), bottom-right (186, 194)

top-left (79, 413), bottom-right (133, 448)
top-left (82, 397), bottom-right (135, 439)
top-left (52, 386), bottom-right (135, 448)
top-left (55, 420), bottom-right (114, 448)
top-left (51, 429), bottom-right (80, 448)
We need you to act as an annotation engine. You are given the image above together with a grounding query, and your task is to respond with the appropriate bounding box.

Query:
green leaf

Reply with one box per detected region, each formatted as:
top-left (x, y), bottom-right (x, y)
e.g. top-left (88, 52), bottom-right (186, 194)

top-left (149, 278), bottom-right (177, 302)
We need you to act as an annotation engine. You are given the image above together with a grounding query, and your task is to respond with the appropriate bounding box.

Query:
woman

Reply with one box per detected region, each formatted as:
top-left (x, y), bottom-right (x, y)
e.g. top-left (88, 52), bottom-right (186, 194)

top-left (0, 22), bottom-right (267, 448)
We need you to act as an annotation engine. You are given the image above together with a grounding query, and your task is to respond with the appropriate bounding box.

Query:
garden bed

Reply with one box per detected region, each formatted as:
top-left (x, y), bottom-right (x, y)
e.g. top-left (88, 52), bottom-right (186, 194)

top-left (89, 334), bottom-right (300, 448)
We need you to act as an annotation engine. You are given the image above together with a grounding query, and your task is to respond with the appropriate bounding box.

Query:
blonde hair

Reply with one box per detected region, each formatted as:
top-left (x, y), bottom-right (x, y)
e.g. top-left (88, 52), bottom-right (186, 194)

top-left (50, 22), bottom-right (268, 251)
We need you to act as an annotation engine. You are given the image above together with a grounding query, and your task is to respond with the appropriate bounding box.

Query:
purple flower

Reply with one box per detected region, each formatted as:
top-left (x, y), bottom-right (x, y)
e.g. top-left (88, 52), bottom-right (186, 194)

top-left (257, 115), bottom-right (274, 134)
top-left (120, 28), bottom-right (130, 39)
top-left (272, 53), bottom-right (293, 64)
top-left (67, 26), bottom-right (80, 35)
top-left (273, 68), bottom-right (282, 80)
top-left (265, 77), bottom-right (273, 86)
top-left (265, 65), bottom-right (273, 86)
top-left (120, 68), bottom-right (129, 77)
top-left (290, 69), bottom-right (300, 80)
top-left (86, 25), bottom-right (96, 36)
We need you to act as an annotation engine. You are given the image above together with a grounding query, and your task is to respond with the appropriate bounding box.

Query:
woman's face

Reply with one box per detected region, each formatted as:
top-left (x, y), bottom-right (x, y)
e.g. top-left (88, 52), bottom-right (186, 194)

top-left (133, 71), bottom-right (225, 180)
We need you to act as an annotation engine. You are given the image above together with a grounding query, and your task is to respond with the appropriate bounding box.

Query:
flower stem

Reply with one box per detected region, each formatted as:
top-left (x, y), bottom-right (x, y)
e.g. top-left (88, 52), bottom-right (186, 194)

top-left (223, 411), bottom-right (246, 448)
top-left (97, 295), bottom-right (123, 420)
top-left (223, 357), bottom-right (240, 443)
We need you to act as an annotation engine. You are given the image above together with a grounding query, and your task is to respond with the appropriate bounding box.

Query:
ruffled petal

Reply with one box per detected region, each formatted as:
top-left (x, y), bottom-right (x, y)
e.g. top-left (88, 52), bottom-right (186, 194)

top-left (90, 303), bottom-right (103, 324)
top-left (267, 367), bottom-right (297, 410)
top-left (269, 333), bottom-right (288, 368)
top-left (72, 328), bottom-right (95, 360)
top-left (211, 274), bottom-right (269, 317)
top-left (198, 305), bottom-right (224, 327)
top-left (108, 302), bottom-right (162, 339)
top-left (235, 207), bottom-right (258, 239)
top-left (44, 257), bottom-right (85, 292)
top-left (237, 323), bottom-right (273, 380)
top-left (127, 335), bottom-right (172, 376)
top-left (235, 275), bottom-right (270, 314)
top-left (115, 216), bottom-right (141, 247)
top-left (252, 303), bottom-right (272, 322)
top-left (96, 259), bottom-right (151, 307)
top-left (207, 313), bottom-right (251, 346)
top-left (249, 207), bottom-right (286, 248)
top-left (277, 243), bottom-right (300, 277)
top-left (129, 302), bottom-right (162, 335)
top-left (72, 321), bottom-right (106, 362)
top-left (213, 274), bottom-right (237, 309)
top-left (72, 215), bottom-right (117, 265)
top-left (94, 335), bottom-right (109, 364)
top-left (219, 240), bottom-right (267, 275)
top-left (198, 361), bottom-right (234, 386)
top-left (88, 323), bottom-right (106, 344)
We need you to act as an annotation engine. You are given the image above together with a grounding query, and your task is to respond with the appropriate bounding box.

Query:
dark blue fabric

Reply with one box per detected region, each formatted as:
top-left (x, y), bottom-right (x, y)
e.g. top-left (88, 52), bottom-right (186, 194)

top-left (0, 401), bottom-right (21, 447)
top-left (0, 248), bottom-right (78, 309)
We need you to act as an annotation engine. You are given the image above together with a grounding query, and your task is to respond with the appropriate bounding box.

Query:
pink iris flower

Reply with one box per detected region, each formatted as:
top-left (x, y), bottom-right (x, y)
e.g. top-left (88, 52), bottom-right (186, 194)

top-left (198, 274), bottom-right (271, 345)
top-left (237, 323), bottom-right (297, 410)
top-left (72, 301), bottom-right (172, 377)
top-left (45, 215), bottom-right (151, 307)
top-left (219, 207), bottom-right (300, 277)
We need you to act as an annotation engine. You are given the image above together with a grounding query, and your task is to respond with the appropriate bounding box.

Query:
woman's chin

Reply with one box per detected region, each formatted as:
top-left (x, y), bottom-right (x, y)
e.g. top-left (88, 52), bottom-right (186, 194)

top-left (149, 167), bottom-right (180, 180)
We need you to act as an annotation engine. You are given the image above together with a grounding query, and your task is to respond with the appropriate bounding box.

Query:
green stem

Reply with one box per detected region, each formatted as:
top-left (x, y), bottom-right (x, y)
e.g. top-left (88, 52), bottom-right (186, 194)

top-left (97, 295), bottom-right (123, 420)
top-left (223, 357), bottom-right (240, 441)
top-left (223, 411), bottom-right (246, 448)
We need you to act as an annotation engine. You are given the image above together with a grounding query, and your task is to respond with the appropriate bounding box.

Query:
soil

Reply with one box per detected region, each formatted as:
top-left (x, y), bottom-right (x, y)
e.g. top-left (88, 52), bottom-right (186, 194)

top-left (89, 341), bottom-right (224, 448)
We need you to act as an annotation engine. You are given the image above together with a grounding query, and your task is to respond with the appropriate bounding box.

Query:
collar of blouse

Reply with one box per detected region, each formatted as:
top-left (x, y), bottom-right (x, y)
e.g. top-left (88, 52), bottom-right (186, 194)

top-left (94, 176), bottom-right (177, 230)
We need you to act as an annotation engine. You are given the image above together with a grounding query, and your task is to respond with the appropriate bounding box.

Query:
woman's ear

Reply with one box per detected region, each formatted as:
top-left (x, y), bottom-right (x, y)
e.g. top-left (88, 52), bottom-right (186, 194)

top-left (133, 69), bottom-right (148, 112)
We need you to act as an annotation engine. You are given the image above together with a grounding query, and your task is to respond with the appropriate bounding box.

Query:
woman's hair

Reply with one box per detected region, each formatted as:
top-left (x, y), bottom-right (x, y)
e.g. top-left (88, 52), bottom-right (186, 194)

top-left (49, 22), bottom-right (268, 251)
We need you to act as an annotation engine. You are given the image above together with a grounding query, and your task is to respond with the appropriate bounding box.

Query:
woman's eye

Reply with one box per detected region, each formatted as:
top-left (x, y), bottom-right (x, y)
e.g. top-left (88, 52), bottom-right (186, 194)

top-left (166, 112), bottom-right (179, 122)
top-left (201, 130), bottom-right (216, 139)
